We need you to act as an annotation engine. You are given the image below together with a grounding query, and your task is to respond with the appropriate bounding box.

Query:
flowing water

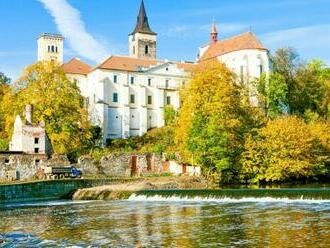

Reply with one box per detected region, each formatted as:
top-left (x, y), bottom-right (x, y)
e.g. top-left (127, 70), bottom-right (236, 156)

top-left (0, 189), bottom-right (330, 247)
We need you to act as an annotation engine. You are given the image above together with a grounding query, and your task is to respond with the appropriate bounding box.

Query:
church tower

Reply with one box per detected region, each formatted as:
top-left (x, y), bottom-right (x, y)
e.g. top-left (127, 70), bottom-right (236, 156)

top-left (210, 21), bottom-right (218, 44)
top-left (129, 0), bottom-right (157, 60)
top-left (37, 33), bottom-right (64, 64)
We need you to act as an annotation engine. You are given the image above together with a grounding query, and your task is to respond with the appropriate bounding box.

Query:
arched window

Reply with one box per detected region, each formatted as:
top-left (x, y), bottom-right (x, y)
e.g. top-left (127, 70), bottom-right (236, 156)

top-left (55, 46), bottom-right (58, 53)
top-left (145, 45), bottom-right (149, 54)
top-left (51, 45), bottom-right (55, 53)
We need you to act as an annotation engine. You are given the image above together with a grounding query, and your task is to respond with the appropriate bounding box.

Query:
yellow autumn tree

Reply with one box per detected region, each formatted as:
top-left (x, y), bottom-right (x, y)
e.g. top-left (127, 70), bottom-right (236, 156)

top-left (176, 61), bottom-right (264, 182)
top-left (241, 116), bottom-right (329, 183)
top-left (1, 61), bottom-right (93, 157)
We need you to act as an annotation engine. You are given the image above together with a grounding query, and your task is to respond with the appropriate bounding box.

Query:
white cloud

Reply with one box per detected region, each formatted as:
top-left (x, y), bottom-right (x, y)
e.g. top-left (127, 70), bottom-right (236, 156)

top-left (261, 25), bottom-right (330, 64)
top-left (38, 0), bottom-right (109, 63)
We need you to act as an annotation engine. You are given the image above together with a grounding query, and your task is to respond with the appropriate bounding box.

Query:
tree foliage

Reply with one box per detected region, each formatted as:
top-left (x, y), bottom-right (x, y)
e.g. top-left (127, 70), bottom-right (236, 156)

top-left (164, 105), bottom-right (177, 126)
top-left (241, 116), bottom-right (329, 183)
top-left (176, 61), bottom-right (264, 182)
top-left (0, 72), bottom-right (11, 148)
top-left (0, 62), bottom-right (93, 156)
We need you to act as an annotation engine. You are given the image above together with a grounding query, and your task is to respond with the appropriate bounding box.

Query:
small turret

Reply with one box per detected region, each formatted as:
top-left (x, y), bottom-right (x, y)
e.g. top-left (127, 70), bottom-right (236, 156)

top-left (210, 21), bottom-right (218, 44)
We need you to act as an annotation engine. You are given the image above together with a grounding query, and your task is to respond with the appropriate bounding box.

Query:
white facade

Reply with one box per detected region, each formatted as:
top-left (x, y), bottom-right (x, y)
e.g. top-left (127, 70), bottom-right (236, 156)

top-left (68, 61), bottom-right (187, 143)
top-left (9, 105), bottom-right (51, 155)
top-left (60, 2), bottom-right (270, 143)
top-left (37, 33), bottom-right (64, 64)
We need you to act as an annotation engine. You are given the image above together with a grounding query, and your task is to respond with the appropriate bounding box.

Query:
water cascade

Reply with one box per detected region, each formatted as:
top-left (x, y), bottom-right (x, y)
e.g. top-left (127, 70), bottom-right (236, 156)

top-left (128, 189), bottom-right (330, 203)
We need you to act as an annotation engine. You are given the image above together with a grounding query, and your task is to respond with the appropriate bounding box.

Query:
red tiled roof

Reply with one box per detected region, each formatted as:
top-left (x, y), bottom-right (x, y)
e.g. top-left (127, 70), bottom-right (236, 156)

top-left (97, 56), bottom-right (158, 72)
top-left (97, 56), bottom-right (197, 73)
top-left (62, 58), bottom-right (91, 75)
top-left (200, 32), bottom-right (267, 61)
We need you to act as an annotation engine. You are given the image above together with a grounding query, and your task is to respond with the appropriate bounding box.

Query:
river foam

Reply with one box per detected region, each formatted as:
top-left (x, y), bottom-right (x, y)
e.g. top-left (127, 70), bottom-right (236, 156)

top-left (128, 194), bottom-right (330, 204)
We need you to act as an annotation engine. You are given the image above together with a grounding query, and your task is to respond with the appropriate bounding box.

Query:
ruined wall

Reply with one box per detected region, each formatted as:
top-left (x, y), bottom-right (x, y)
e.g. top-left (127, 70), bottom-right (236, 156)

top-left (0, 152), bottom-right (164, 182)
top-left (0, 153), bottom-right (47, 181)
top-left (78, 153), bottom-right (163, 178)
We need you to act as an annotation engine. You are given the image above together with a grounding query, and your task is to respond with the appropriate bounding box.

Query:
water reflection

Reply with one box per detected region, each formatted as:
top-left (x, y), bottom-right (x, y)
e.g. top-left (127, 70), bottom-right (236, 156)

top-left (0, 200), bottom-right (329, 247)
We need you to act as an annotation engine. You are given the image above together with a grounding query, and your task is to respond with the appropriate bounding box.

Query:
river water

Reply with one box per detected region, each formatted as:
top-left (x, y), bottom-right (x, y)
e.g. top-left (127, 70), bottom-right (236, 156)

top-left (0, 191), bottom-right (330, 247)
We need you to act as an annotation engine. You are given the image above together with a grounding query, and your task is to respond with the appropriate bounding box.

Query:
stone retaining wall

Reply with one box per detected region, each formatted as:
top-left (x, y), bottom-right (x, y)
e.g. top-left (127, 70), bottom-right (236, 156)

top-left (0, 152), bottom-right (164, 182)
top-left (78, 153), bottom-right (163, 177)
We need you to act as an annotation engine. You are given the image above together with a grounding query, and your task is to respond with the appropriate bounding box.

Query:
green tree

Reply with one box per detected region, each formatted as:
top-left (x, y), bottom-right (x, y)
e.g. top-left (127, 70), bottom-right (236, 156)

top-left (1, 61), bottom-right (93, 157)
top-left (293, 60), bottom-right (330, 119)
top-left (256, 72), bottom-right (288, 118)
top-left (176, 61), bottom-right (264, 182)
top-left (164, 105), bottom-right (177, 126)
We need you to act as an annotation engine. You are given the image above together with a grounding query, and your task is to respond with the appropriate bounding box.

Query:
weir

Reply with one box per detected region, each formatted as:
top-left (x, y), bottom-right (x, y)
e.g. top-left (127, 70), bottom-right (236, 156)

top-left (0, 178), bottom-right (138, 203)
top-left (129, 189), bottom-right (330, 202)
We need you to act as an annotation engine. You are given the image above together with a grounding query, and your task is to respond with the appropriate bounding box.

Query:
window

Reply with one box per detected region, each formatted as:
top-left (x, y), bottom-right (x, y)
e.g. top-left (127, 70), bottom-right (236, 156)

top-left (130, 76), bottom-right (135, 85)
top-left (166, 96), bottom-right (171, 105)
top-left (35, 159), bottom-right (40, 166)
top-left (259, 65), bottom-right (263, 75)
top-left (5, 159), bottom-right (9, 164)
top-left (130, 94), bottom-right (135, 104)
top-left (113, 75), bottom-right (118, 83)
top-left (55, 46), bottom-right (58, 53)
top-left (34, 148), bottom-right (39, 154)
top-left (85, 97), bottom-right (89, 108)
top-left (148, 95), bottom-right (152, 105)
top-left (34, 138), bottom-right (39, 144)
top-left (145, 45), bottom-right (149, 54)
top-left (48, 46), bottom-right (50, 52)
top-left (165, 80), bottom-right (169, 88)
top-left (148, 78), bottom-right (152, 86)
top-left (166, 67), bottom-right (169, 71)
top-left (113, 93), bottom-right (118, 103)
top-left (51, 45), bottom-right (55, 53)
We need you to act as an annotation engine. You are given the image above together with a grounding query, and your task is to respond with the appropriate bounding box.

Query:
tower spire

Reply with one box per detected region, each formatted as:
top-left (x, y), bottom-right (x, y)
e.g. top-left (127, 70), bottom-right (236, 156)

top-left (210, 19), bottom-right (218, 44)
top-left (131, 0), bottom-right (156, 35)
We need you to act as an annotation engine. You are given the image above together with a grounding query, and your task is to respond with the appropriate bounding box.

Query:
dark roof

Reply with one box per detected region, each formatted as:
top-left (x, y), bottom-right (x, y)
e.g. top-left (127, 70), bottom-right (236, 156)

top-left (130, 0), bottom-right (156, 35)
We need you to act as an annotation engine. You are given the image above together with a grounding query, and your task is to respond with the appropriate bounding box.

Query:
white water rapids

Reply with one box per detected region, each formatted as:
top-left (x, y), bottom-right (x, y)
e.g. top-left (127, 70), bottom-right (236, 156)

top-left (127, 194), bottom-right (330, 204)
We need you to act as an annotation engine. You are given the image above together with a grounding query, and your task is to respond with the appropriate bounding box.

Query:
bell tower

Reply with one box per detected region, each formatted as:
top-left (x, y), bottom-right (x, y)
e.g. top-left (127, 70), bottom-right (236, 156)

top-left (129, 0), bottom-right (157, 60)
top-left (37, 33), bottom-right (64, 64)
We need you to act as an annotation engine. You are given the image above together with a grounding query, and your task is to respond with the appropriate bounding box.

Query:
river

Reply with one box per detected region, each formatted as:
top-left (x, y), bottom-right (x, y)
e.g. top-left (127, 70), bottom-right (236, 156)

top-left (0, 189), bottom-right (330, 247)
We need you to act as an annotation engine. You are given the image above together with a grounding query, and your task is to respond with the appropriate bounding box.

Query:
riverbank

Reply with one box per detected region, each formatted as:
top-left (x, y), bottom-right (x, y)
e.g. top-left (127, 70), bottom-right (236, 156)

top-left (72, 176), bottom-right (210, 200)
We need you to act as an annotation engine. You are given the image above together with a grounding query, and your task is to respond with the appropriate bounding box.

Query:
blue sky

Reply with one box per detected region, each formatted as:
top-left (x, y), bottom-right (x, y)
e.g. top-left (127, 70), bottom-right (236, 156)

top-left (1, 0), bottom-right (330, 80)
